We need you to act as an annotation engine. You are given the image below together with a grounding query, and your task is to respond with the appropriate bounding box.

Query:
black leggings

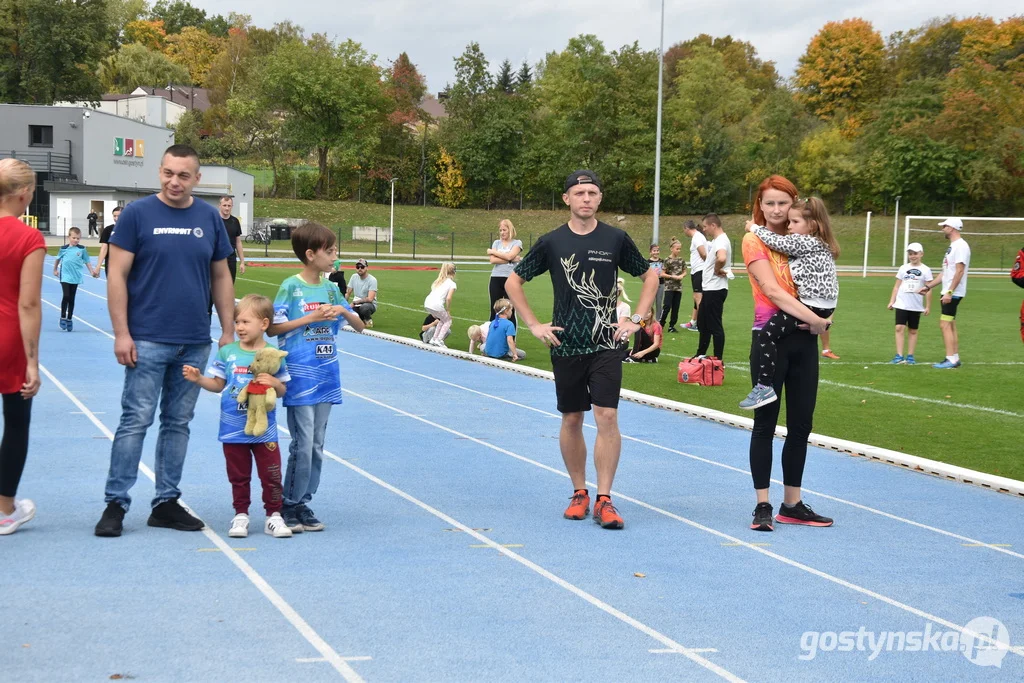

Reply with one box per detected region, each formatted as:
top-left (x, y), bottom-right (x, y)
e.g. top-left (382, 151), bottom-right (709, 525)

top-left (60, 282), bottom-right (79, 319)
top-left (0, 393), bottom-right (33, 497)
top-left (659, 290), bottom-right (682, 328)
top-left (695, 288), bottom-right (728, 358)
top-left (488, 276), bottom-right (516, 326)
top-left (754, 306), bottom-right (833, 387)
top-left (749, 330), bottom-right (819, 490)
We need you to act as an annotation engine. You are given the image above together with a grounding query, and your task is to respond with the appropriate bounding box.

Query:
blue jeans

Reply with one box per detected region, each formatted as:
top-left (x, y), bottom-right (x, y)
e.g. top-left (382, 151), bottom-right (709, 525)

top-left (283, 403), bottom-right (333, 508)
top-left (105, 341), bottom-right (211, 510)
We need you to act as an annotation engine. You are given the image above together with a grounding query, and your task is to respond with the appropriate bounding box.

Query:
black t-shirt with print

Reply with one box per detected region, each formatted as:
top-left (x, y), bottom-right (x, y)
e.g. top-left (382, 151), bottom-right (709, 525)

top-left (222, 215), bottom-right (242, 259)
top-left (514, 221), bottom-right (649, 357)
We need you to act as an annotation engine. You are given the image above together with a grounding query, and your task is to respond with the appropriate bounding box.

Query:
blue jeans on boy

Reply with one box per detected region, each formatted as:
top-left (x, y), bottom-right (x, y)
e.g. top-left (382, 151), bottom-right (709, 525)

top-left (283, 403), bottom-right (333, 508)
top-left (104, 341), bottom-right (211, 510)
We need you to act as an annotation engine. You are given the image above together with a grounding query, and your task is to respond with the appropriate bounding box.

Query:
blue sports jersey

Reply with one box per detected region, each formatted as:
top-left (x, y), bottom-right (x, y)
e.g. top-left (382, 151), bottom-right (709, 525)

top-left (56, 244), bottom-right (92, 284)
top-left (273, 274), bottom-right (351, 407)
top-left (110, 194), bottom-right (233, 344)
top-left (207, 342), bottom-right (291, 443)
top-left (484, 317), bottom-right (516, 358)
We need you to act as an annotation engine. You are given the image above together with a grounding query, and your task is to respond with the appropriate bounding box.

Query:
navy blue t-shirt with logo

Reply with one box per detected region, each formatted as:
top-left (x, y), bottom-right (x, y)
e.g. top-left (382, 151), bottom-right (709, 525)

top-left (110, 194), bottom-right (233, 344)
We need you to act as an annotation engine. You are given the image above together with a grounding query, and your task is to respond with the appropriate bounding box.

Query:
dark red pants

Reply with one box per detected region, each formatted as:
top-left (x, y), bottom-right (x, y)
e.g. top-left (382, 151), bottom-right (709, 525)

top-left (223, 443), bottom-right (284, 515)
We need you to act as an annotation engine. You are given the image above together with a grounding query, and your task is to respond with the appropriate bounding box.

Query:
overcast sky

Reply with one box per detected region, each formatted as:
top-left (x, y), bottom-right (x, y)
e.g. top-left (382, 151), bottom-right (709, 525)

top-left (193, 1), bottom-right (1021, 93)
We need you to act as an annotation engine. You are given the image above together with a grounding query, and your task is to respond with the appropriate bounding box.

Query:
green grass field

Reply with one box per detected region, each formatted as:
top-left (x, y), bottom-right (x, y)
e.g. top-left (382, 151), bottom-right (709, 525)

top-left (233, 263), bottom-right (1024, 481)
top-left (254, 199), bottom-right (1024, 270)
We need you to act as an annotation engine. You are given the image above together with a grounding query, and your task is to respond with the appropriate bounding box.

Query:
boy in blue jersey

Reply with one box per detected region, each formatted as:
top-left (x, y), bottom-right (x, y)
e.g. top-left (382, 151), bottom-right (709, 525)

top-left (268, 222), bottom-right (365, 533)
top-left (53, 227), bottom-right (97, 331)
top-left (183, 294), bottom-right (293, 538)
top-left (483, 298), bottom-right (525, 361)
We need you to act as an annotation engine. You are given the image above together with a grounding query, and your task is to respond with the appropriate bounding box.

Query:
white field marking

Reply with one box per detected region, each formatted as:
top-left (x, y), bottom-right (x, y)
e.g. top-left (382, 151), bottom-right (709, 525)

top-left (651, 648), bottom-right (719, 655)
top-left (42, 299), bottom-right (114, 338)
top-left (38, 365), bottom-right (365, 683)
top-left (377, 300), bottom-right (480, 323)
top-left (53, 300), bottom-right (1023, 561)
top-left (43, 273), bottom-right (108, 301)
top-left (338, 388), bottom-right (1024, 659)
top-left (297, 657), bottom-right (373, 664)
top-left (275, 424), bottom-right (744, 682)
top-left (340, 350), bottom-right (1024, 562)
top-left (719, 362), bottom-right (1023, 418)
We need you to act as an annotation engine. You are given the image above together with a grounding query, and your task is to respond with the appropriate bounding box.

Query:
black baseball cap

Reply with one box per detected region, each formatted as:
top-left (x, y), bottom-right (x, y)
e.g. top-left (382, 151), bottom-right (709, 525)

top-left (564, 169), bottom-right (602, 193)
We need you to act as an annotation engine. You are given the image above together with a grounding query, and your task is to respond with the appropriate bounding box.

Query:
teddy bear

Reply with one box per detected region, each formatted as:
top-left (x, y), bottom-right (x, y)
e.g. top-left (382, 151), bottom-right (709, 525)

top-left (237, 347), bottom-right (288, 437)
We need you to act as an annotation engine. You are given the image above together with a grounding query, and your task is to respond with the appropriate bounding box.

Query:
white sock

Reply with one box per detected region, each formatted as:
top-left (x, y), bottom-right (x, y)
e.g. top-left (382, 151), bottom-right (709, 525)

top-left (949, 354), bottom-right (959, 363)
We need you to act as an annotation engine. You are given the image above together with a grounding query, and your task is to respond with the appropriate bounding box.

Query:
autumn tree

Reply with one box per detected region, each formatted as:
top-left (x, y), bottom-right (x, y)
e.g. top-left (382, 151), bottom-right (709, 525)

top-left (99, 42), bottom-right (190, 93)
top-left (123, 19), bottom-right (166, 50)
top-left (796, 18), bottom-right (885, 120)
top-left (434, 148), bottom-right (467, 208)
top-left (165, 25), bottom-right (223, 85)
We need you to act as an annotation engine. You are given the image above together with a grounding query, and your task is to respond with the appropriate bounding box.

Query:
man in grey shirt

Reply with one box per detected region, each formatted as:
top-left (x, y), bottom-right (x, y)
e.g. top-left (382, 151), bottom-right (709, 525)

top-left (346, 258), bottom-right (378, 327)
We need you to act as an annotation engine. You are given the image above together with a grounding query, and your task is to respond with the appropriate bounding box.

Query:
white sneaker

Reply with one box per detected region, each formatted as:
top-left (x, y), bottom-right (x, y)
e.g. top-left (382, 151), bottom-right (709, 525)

top-left (228, 513), bottom-right (249, 538)
top-left (265, 512), bottom-right (293, 538)
top-left (0, 499), bottom-right (36, 535)
top-left (432, 339), bottom-right (447, 348)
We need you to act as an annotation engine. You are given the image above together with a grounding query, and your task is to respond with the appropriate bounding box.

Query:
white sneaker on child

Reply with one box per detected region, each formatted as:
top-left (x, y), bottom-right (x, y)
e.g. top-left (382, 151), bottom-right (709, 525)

top-left (0, 499), bottom-right (36, 535)
top-left (265, 512), bottom-right (293, 538)
top-left (228, 513), bottom-right (249, 538)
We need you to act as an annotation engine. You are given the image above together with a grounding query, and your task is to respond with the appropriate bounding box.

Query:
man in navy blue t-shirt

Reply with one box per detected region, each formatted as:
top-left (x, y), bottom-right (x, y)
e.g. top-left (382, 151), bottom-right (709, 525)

top-left (96, 144), bottom-right (235, 537)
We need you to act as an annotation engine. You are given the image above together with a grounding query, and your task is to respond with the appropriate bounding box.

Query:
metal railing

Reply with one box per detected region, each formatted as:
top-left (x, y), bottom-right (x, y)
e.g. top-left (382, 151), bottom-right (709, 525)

top-left (0, 150), bottom-right (73, 176)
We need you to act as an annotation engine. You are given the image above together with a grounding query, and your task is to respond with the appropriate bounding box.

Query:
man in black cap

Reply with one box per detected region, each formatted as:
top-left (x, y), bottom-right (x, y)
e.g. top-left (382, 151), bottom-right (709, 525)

top-left (505, 170), bottom-right (658, 530)
top-left (346, 258), bottom-right (378, 327)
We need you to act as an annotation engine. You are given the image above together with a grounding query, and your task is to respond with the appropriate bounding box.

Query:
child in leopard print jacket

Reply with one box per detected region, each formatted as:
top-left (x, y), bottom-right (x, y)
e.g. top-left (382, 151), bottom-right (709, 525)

top-left (740, 197), bottom-right (839, 409)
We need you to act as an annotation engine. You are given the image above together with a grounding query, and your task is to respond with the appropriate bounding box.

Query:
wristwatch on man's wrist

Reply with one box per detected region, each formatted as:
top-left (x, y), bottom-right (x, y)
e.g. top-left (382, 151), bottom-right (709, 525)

top-left (630, 313), bottom-right (642, 325)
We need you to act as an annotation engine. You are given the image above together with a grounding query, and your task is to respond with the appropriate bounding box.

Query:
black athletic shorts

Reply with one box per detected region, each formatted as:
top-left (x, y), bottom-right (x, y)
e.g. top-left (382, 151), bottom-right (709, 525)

top-left (941, 296), bottom-right (963, 318)
top-left (894, 309), bottom-right (922, 329)
top-left (690, 272), bottom-right (703, 293)
top-left (551, 350), bottom-right (622, 413)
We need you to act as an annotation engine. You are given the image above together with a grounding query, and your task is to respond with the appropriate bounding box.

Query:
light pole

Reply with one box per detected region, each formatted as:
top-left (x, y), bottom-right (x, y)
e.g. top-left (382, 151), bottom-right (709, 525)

top-left (892, 195), bottom-right (902, 267)
top-left (389, 178), bottom-right (397, 254)
top-left (651, 0), bottom-right (666, 245)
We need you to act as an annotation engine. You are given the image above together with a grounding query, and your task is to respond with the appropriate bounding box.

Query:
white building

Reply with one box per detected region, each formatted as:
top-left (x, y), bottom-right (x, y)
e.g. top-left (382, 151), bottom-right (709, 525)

top-left (0, 103), bottom-right (253, 236)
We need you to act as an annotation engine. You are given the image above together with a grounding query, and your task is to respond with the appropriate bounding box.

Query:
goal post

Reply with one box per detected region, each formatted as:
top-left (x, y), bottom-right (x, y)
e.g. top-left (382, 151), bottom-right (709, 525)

top-left (903, 215), bottom-right (1024, 272)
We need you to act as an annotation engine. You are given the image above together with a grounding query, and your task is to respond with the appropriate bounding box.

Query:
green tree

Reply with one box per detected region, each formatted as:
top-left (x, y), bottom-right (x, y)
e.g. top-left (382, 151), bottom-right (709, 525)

top-left (261, 34), bottom-right (387, 197)
top-left (515, 60), bottom-right (532, 89)
top-left (495, 59), bottom-right (514, 93)
top-left (738, 88), bottom-right (815, 196)
top-left (795, 125), bottom-right (861, 208)
top-left (99, 42), bottom-right (190, 93)
top-left (663, 46), bottom-right (752, 210)
top-left (0, 0), bottom-right (109, 104)
top-left (664, 34), bottom-right (778, 103)
top-left (106, 0), bottom-right (149, 47)
top-left (796, 18), bottom-right (885, 120)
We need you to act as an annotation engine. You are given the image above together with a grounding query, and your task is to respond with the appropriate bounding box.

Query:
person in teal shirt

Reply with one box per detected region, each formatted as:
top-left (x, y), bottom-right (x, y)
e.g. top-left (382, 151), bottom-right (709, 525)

top-left (54, 227), bottom-right (96, 331)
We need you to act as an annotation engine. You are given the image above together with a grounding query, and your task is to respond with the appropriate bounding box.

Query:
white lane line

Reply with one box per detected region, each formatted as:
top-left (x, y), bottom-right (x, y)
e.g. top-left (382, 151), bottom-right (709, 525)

top-left (339, 350), bottom-right (1024, 562)
top-left (339, 387), bottom-right (1024, 660)
top-left (717, 362), bottom-right (1022, 418)
top-left (43, 273), bottom-right (108, 301)
top-left (275, 423), bottom-right (744, 683)
top-left (38, 365), bottom-right (364, 682)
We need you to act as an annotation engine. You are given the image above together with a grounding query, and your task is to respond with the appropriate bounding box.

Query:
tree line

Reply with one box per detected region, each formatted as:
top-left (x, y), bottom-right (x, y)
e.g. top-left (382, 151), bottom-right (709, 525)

top-left (2, 1), bottom-right (1022, 216)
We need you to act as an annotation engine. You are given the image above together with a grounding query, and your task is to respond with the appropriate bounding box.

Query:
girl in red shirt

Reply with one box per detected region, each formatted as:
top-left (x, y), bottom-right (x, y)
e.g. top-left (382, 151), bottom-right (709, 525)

top-left (0, 159), bottom-right (45, 535)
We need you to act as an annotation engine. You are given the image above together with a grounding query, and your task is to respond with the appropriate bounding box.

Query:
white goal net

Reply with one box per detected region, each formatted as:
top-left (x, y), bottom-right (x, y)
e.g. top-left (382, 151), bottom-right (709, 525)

top-left (903, 215), bottom-right (1024, 273)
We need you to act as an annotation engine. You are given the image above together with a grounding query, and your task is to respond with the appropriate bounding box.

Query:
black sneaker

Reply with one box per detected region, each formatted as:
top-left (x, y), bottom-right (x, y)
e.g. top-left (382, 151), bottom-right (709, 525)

top-left (281, 506), bottom-right (303, 533)
top-left (776, 500), bottom-right (833, 527)
top-left (667, 326), bottom-right (678, 333)
top-left (95, 502), bottom-right (126, 537)
top-left (296, 504), bottom-right (325, 532)
top-left (750, 502), bottom-right (774, 531)
top-left (147, 498), bottom-right (204, 531)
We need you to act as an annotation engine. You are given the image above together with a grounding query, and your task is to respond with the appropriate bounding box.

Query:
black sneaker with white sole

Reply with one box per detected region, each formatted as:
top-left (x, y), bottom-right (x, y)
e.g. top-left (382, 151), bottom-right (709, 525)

top-left (751, 502), bottom-right (774, 531)
top-left (147, 498), bottom-right (204, 531)
top-left (776, 500), bottom-right (833, 527)
top-left (95, 502), bottom-right (126, 537)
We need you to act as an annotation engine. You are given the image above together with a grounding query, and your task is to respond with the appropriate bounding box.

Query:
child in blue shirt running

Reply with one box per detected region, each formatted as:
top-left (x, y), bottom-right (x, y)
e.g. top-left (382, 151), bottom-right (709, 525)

top-left (183, 294), bottom-right (293, 539)
top-left (53, 227), bottom-right (97, 331)
top-left (268, 222), bottom-right (364, 533)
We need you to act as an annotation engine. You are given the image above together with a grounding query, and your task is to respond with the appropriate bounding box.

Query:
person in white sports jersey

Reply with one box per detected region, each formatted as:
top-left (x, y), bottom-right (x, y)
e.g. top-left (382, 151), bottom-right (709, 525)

top-left (920, 218), bottom-right (971, 369)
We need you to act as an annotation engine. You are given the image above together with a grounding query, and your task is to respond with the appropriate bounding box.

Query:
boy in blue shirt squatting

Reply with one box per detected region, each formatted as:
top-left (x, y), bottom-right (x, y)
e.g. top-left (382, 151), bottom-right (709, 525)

top-left (183, 294), bottom-right (294, 539)
top-left (268, 222), bottom-right (365, 532)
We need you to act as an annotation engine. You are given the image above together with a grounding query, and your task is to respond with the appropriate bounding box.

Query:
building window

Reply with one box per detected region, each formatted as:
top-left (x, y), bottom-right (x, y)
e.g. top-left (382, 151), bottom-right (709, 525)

top-left (29, 125), bottom-right (53, 147)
